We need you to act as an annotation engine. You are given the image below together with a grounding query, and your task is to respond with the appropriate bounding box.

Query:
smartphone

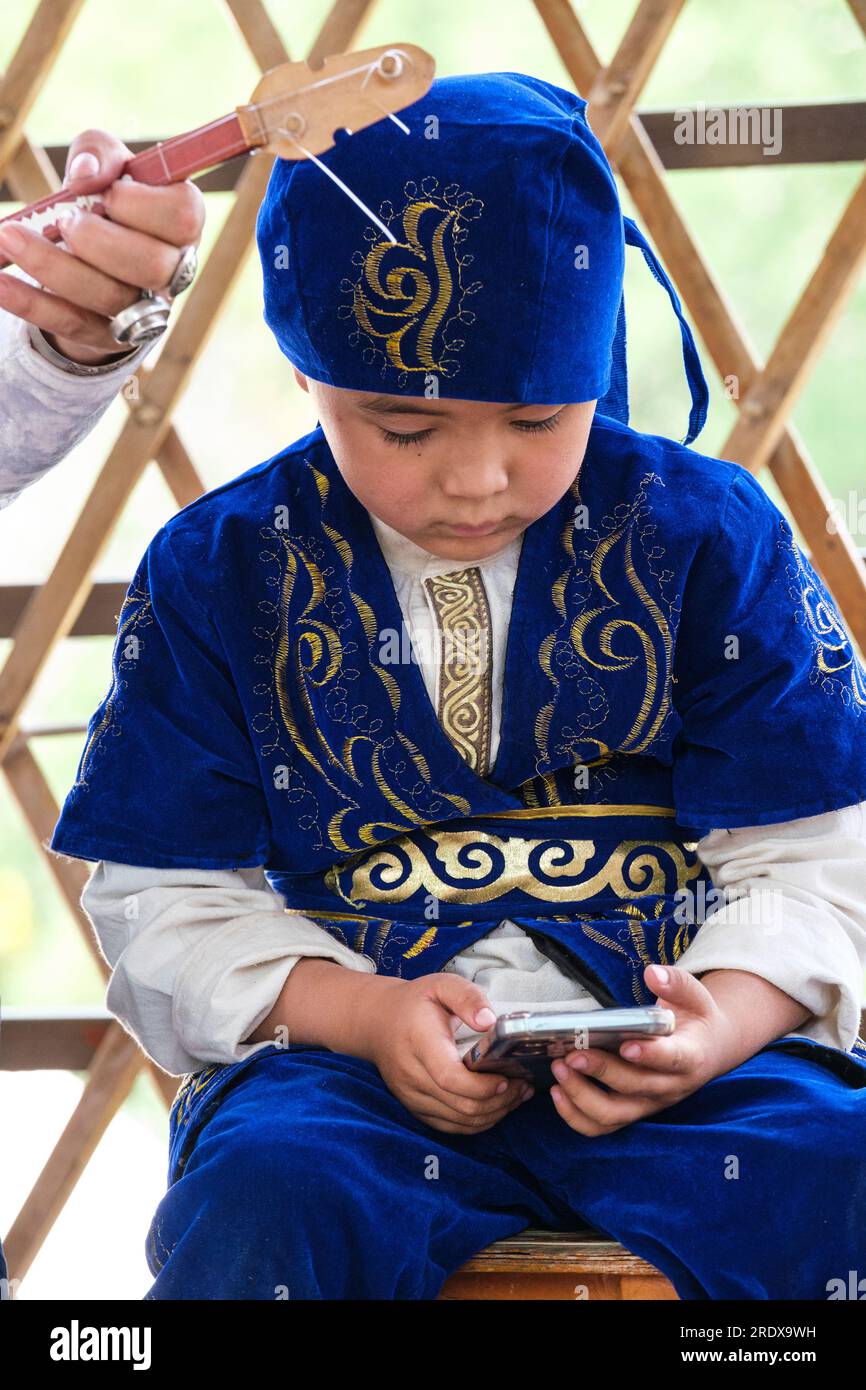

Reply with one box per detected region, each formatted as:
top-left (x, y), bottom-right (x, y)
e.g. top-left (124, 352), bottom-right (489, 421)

top-left (463, 1006), bottom-right (675, 1088)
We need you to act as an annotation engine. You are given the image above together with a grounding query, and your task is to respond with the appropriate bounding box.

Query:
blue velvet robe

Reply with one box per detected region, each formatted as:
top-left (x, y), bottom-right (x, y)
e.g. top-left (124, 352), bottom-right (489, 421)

top-left (51, 413), bottom-right (866, 1076)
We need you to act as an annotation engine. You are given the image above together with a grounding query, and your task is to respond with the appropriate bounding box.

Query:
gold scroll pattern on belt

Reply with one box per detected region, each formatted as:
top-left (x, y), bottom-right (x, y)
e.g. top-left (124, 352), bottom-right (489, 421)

top-left (324, 830), bottom-right (703, 906)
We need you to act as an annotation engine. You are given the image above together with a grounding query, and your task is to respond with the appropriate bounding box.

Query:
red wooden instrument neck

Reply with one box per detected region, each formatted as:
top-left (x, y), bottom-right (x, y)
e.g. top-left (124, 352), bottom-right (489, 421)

top-left (125, 113), bottom-right (249, 185)
top-left (0, 112), bottom-right (249, 233)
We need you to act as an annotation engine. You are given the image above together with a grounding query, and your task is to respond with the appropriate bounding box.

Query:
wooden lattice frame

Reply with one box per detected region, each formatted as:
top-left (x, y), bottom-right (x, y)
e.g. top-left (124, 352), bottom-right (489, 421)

top-left (1, 0), bottom-right (865, 1291)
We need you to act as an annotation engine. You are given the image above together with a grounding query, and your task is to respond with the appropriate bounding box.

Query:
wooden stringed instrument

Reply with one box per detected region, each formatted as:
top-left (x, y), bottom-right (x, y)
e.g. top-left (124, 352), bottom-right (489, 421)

top-left (0, 44), bottom-right (435, 270)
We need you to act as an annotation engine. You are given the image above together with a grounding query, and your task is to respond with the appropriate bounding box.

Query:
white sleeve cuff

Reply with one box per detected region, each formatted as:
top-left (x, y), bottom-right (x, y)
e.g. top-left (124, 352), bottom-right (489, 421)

top-left (677, 801), bottom-right (866, 1053)
top-left (82, 861), bottom-right (376, 1075)
top-left (171, 914), bottom-right (377, 1065)
top-left (0, 280), bottom-right (154, 506)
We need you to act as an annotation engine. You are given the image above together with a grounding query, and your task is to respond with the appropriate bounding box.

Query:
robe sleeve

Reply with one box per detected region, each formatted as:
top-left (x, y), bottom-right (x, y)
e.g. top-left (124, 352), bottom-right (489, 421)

top-left (676, 803), bottom-right (866, 1052)
top-left (672, 468), bottom-right (866, 830)
top-left (80, 861), bottom-right (376, 1075)
top-left (50, 524), bottom-right (271, 869)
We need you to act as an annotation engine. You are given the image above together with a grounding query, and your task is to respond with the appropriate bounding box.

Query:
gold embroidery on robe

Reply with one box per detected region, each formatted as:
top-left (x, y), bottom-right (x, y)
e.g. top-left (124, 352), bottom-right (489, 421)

top-left (77, 578), bottom-right (153, 787)
top-left (254, 464), bottom-right (472, 854)
top-left (779, 527), bottom-right (866, 711)
top-left (535, 472), bottom-right (676, 768)
top-left (424, 567), bottom-right (493, 775)
top-left (324, 828), bottom-right (703, 907)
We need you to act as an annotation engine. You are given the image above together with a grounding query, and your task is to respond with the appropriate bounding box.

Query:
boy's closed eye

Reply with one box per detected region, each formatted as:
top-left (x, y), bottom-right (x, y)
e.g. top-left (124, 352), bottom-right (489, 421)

top-left (380, 409), bottom-right (567, 449)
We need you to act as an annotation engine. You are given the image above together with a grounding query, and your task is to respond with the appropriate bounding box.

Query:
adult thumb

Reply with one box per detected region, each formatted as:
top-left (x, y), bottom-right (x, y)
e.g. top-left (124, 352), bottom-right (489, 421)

top-left (431, 974), bottom-right (497, 1034)
top-left (63, 128), bottom-right (135, 190)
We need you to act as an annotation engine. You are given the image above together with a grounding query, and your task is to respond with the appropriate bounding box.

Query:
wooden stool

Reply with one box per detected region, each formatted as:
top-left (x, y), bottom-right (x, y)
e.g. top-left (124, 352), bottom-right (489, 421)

top-left (438, 1228), bottom-right (679, 1300)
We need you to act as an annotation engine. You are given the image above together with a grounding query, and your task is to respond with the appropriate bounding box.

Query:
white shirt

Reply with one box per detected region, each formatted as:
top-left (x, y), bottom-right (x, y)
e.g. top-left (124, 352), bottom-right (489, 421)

top-left (4, 302), bottom-right (864, 1075)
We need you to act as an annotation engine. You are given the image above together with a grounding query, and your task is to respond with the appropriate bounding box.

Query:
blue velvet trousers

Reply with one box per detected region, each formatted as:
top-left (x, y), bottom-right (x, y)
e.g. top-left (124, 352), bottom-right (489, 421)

top-left (143, 1038), bottom-right (866, 1301)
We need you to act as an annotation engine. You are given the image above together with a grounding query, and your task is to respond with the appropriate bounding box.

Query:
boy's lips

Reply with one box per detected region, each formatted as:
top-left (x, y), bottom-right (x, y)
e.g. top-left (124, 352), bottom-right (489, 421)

top-left (442, 519), bottom-right (509, 536)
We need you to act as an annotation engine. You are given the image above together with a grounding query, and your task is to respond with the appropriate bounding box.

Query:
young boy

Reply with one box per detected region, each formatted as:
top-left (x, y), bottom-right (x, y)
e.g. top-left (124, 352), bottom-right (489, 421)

top-left (50, 72), bottom-right (866, 1301)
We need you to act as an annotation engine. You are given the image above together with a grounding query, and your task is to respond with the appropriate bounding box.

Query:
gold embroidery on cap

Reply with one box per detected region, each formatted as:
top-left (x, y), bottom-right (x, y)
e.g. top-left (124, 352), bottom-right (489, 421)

top-left (424, 568), bottom-right (493, 775)
top-left (339, 176), bottom-right (484, 384)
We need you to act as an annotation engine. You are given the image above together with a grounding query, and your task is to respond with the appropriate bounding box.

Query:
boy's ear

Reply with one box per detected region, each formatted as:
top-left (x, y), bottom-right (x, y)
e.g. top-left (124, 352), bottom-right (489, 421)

top-left (292, 365), bottom-right (309, 393)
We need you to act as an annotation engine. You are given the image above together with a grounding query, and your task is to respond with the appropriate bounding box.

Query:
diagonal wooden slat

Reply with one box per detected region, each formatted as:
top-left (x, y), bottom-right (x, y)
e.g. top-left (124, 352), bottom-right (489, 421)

top-left (156, 428), bottom-right (210, 509)
top-left (3, 1021), bottom-right (144, 1282)
top-left (585, 0), bottom-right (686, 152)
top-left (0, 0), bottom-right (85, 179)
top-left (0, 0), bottom-right (380, 761)
top-left (5, 740), bottom-right (105, 955)
top-left (0, 69), bottom-right (210, 557)
top-left (567, 0), bottom-right (866, 615)
top-left (847, 0), bottom-right (866, 41)
top-left (721, 169), bottom-right (866, 473)
top-left (4, 135), bottom-right (62, 203)
top-left (1, 0), bottom-right (382, 1290)
top-left (0, 40), bottom-right (203, 1144)
top-left (3, 739), bottom-right (180, 1110)
top-left (0, 145), bottom-right (273, 759)
top-left (533, 0), bottom-right (866, 650)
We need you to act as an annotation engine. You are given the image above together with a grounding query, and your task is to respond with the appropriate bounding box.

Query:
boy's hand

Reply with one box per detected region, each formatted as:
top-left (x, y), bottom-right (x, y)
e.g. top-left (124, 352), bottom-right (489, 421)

top-left (0, 128), bottom-right (205, 365)
top-left (363, 972), bottom-right (535, 1134)
top-left (549, 963), bottom-right (746, 1136)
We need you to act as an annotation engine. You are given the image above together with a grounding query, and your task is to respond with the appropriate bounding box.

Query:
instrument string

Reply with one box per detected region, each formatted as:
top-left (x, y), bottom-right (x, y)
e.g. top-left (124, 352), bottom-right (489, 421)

top-left (272, 53), bottom-right (414, 243)
top-left (277, 129), bottom-right (399, 243)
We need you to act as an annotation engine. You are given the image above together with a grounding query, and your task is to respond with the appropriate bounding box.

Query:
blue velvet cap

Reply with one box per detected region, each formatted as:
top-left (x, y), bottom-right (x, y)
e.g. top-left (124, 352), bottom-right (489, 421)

top-left (256, 70), bottom-right (708, 443)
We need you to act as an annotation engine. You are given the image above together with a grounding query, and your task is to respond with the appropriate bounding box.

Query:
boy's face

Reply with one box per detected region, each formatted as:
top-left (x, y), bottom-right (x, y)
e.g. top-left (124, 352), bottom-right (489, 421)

top-left (293, 370), bottom-right (598, 561)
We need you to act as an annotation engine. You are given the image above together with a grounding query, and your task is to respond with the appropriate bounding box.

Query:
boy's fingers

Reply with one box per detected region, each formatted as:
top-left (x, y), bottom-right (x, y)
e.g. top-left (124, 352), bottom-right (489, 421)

top-left (411, 1012), bottom-right (530, 1111)
top-left (422, 1030), bottom-right (522, 1108)
top-left (55, 208), bottom-right (183, 292)
top-left (614, 1032), bottom-right (700, 1075)
top-left (559, 1046), bottom-right (681, 1095)
top-left (430, 972), bottom-right (497, 1035)
top-left (400, 1063), bottom-right (507, 1123)
top-left (409, 1082), bottom-right (525, 1132)
top-left (412, 1106), bottom-right (511, 1135)
top-left (551, 1070), bottom-right (653, 1132)
top-left (102, 178), bottom-right (205, 250)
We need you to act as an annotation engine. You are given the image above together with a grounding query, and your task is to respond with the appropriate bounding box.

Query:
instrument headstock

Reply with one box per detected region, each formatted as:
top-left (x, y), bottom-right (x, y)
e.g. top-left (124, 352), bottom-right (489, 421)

top-left (237, 44), bottom-right (435, 159)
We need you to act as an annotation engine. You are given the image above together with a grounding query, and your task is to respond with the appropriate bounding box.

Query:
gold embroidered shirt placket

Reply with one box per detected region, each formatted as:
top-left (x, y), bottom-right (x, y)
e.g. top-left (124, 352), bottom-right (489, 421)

top-left (423, 567), bottom-right (494, 777)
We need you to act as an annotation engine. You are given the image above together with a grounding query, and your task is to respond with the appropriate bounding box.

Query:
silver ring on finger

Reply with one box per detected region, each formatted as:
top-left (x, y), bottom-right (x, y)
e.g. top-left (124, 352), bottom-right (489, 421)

top-left (108, 291), bottom-right (171, 346)
top-left (166, 243), bottom-right (198, 298)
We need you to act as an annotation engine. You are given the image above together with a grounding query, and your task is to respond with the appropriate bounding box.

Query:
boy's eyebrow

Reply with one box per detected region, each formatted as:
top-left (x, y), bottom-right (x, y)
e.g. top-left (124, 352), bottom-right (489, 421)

top-left (355, 396), bottom-right (536, 417)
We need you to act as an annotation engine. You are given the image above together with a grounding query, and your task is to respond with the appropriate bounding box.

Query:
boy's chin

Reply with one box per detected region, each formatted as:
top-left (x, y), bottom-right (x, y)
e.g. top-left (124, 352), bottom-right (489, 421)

top-left (413, 523), bottom-right (523, 559)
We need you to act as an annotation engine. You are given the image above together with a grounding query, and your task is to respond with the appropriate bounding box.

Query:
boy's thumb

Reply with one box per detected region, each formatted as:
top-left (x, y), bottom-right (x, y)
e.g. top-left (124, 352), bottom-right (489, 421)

top-left (646, 962), bottom-right (704, 1009)
top-left (646, 963), bottom-right (673, 994)
top-left (433, 975), bottom-right (496, 1033)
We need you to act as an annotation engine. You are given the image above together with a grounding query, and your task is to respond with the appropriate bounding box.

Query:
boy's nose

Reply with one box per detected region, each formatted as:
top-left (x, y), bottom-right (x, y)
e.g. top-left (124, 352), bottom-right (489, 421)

top-left (438, 455), bottom-right (509, 501)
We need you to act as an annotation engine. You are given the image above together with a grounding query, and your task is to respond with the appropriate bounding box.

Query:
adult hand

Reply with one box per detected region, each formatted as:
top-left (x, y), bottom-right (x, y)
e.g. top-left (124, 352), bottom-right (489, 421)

top-left (0, 128), bottom-right (205, 365)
